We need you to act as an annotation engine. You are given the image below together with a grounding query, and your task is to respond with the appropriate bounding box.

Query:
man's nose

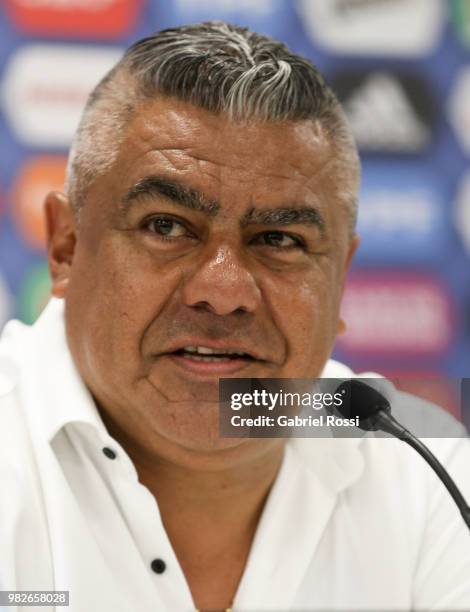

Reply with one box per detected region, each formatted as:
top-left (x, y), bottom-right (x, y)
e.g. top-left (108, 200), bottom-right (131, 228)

top-left (182, 244), bottom-right (262, 316)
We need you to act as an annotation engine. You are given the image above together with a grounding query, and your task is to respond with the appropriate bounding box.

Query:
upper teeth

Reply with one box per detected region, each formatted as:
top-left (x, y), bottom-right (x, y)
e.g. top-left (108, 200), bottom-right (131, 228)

top-left (183, 346), bottom-right (246, 356)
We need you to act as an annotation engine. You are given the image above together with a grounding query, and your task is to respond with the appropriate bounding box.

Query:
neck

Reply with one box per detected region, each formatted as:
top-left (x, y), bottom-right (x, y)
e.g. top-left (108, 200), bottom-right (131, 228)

top-left (136, 439), bottom-right (285, 524)
top-left (101, 411), bottom-right (285, 544)
top-left (100, 408), bottom-right (285, 609)
top-left (122, 433), bottom-right (286, 536)
top-left (99, 404), bottom-right (285, 521)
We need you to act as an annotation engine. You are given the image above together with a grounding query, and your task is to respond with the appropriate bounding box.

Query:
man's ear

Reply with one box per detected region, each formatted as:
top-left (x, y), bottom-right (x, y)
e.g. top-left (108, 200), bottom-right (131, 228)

top-left (344, 233), bottom-right (360, 276)
top-left (44, 191), bottom-right (77, 299)
top-left (337, 233), bottom-right (360, 336)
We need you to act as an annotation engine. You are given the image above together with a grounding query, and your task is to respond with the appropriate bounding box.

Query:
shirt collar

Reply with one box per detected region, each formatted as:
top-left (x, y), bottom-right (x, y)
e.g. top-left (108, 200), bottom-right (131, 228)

top-left (25, 297), bottom-right (108, 444)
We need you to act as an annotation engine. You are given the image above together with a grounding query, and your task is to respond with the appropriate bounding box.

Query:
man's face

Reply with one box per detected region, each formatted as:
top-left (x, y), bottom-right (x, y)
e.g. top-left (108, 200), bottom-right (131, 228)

top-left (47, 97), bottom-right (358, 457)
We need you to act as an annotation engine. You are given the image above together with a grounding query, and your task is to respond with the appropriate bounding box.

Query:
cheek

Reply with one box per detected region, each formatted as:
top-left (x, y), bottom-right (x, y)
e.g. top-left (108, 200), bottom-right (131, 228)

top-left (65, 237), bottom-right (180, 386)
top-left (265, 269), bottom-right (342, 375)
top-left (286, 282), bottom-right (332, 341)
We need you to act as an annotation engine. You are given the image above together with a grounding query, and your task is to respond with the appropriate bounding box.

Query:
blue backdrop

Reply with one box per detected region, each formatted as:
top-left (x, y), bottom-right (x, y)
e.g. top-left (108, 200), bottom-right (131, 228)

top-left (0, 0), bottom-right (469, 408)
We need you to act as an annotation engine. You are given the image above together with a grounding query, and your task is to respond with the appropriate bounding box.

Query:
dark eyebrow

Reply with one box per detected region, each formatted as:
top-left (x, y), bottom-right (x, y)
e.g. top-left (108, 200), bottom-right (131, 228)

top-left (121, 176), bottom-right (220, 216)
top-left (122, 175), bottom-right (326, 235)
top-left (242, 206), bottom-right (326, 236)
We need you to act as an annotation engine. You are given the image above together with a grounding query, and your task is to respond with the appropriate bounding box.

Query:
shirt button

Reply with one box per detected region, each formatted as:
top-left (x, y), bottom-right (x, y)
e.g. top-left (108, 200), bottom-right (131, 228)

top-left (151, 559), bottom-right (166, 574)
top-left (102, 447), bottom-right (117, 460)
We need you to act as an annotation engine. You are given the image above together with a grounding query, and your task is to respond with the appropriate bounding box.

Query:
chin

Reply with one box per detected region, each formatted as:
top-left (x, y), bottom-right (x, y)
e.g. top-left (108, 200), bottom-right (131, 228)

top-left (156, 426), bottom-right (259, 471)
top-left (175, 433), bottom-right (247, 453)
top-left (145, 401), bottom-right (232, 447)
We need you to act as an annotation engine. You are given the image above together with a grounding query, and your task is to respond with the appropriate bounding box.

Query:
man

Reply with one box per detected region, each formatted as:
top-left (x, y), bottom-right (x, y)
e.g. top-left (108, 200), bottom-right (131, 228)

top-left (0, 21), bottom-right (469, 612)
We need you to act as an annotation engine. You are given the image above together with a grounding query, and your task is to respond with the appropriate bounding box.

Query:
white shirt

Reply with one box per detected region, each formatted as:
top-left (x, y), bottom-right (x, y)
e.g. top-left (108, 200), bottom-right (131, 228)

top-left (1, 298), bottom-right (470, 612)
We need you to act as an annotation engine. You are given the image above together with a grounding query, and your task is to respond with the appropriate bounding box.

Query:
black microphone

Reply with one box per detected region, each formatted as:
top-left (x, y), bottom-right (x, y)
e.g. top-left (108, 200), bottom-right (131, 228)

top-left (335, 379), bottom-right (470, 531)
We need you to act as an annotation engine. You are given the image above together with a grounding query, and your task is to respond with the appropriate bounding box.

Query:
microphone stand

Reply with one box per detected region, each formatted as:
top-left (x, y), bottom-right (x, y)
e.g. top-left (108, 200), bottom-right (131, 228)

top-left (373, 410), bottom-right (470, 531)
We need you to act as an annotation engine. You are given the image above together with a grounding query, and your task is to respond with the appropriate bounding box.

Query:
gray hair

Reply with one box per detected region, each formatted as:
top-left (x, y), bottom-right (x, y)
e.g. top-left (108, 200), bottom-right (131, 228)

top-left (65, 21), bottom-right (360, 230)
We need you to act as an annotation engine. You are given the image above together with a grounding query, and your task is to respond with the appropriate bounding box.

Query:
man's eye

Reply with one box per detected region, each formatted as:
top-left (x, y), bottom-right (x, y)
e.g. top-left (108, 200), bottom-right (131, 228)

top-left (143, 217), bottom-right (188, 238)
top-left (255, 231), bottom-right (304, 249)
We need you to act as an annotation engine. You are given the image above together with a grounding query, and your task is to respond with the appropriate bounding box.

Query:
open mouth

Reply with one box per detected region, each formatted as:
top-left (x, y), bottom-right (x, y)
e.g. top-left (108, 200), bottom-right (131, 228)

top-left (172, 346), bottom-right (256, 363)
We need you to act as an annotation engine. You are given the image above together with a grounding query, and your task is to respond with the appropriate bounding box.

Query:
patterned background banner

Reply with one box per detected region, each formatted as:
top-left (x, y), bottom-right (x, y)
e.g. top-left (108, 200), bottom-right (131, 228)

top-left (0, 0), bottom-right (469, 402)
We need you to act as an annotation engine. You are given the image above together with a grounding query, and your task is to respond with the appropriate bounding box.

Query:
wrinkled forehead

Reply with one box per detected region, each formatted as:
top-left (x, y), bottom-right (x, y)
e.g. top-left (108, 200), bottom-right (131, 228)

top-left (115, 97), bottom-right (337, 186)
top-left (75, 95), bottom-right (356, 247)
top-left (75, 99), bottom-right (356, 255)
